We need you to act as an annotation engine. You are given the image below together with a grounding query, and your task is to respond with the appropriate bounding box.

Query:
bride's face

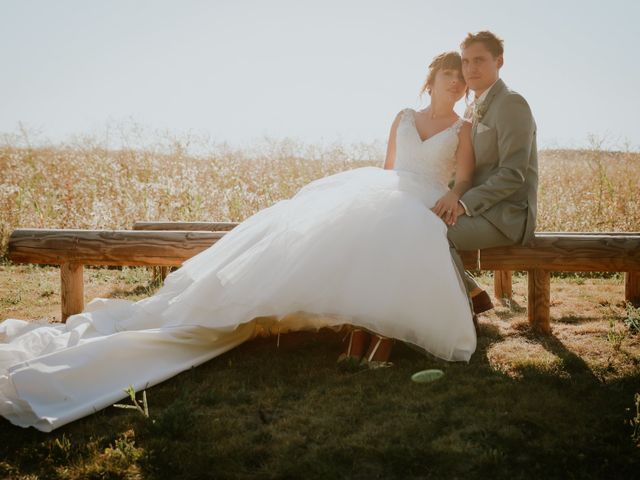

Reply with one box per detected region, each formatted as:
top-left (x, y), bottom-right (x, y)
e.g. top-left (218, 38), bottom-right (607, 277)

top-left (431, 68), bottom-right (466, 104)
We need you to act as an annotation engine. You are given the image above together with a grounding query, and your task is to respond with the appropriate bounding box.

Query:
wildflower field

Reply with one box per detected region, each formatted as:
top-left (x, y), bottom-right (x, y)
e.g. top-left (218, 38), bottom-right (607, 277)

top-left (1, 137), bottom-right (639, 254)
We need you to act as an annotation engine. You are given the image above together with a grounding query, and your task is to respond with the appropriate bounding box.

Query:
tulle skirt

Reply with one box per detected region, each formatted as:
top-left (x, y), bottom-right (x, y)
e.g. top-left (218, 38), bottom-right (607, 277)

top-left (0, 166), bottom-right (475, 431)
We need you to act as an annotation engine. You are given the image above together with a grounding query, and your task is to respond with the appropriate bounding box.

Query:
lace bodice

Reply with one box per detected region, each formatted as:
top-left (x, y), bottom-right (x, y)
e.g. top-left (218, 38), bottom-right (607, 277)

top-left (393, 108), bottom-right (463, 187)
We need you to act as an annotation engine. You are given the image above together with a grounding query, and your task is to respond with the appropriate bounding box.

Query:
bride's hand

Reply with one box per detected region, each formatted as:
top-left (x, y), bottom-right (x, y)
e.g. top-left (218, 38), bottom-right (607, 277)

top-left (431, 191), bottom-right (460, 226)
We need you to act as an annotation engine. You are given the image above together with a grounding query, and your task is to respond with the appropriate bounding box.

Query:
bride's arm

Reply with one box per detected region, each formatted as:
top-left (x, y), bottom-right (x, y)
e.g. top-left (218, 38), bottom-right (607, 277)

top-left (383, 111), bottom-right (403, 170)
top-left (431, 121), bottom-right (475, 225)
top-left (451, 121), bottom-right (475, 197)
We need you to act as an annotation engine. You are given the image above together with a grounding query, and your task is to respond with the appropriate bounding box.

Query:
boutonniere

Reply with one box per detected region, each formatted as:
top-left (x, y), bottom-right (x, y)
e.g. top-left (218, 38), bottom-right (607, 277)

top-left (472, 101), bottom-right (488, 124)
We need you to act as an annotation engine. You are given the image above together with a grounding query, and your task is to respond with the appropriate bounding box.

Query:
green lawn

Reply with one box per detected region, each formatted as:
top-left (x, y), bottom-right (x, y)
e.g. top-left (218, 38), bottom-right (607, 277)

top-left (0, 266), bottom-right (638, 479)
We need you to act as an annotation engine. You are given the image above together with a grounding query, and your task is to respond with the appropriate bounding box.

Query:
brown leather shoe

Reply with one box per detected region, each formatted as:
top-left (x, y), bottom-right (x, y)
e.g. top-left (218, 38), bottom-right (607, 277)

top-left (472, 290), bottom-right (494, 315)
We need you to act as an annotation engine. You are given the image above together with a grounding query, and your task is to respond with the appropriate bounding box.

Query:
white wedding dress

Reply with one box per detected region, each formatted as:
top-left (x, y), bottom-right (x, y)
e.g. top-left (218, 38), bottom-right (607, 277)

top-left (0, 109), bottom-right (475, 431)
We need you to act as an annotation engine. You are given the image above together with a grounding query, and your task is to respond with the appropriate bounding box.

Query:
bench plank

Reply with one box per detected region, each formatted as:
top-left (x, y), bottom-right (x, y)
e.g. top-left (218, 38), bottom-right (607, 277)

top-left (134, 221), bottom-right (237, 231)
top-left (8, 229), bottom-right (226, 267)
top-left (8, 226), bottom-right (640, 328)
top-left (479, 234), bottom-right (640, 271)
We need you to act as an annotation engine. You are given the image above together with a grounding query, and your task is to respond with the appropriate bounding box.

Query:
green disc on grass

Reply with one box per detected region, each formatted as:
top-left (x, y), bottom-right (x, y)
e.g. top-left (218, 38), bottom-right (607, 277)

top-left (411, 369), bottom-right (445, 383)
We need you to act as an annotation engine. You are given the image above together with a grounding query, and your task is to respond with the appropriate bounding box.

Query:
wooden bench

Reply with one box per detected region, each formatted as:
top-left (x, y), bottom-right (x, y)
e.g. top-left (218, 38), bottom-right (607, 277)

top-left (133, 222), bottom-right (237, 283)
top-left (8, 229), bottom-right (226, 322)
top-left (8, 225), bottom-right (640, 335)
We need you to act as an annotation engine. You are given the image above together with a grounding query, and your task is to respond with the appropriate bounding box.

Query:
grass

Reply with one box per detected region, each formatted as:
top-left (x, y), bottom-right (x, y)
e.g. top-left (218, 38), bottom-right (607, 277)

top-left (1, 138), bottom-right (640, 258)
top-left (0, 266), bottom-right (638, 479)
top-left (0, 134), bottom-right (639, 477)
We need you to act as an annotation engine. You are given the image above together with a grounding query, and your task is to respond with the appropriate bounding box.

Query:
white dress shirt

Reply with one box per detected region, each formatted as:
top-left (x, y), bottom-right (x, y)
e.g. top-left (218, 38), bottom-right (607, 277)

top-left (474, 78), bottom-right (499, 106)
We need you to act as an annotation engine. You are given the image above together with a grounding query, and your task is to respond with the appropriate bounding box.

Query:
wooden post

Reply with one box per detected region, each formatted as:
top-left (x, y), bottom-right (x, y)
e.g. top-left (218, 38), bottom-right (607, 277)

top-left (494, 270), bottom-right (513, 302)
top-left (527, 269), bottom-right (551, 334)
top-left (151, 266), bottom-right (170, 284)
top-left (625, 271), bottom-right (640, 306)
top-left (61, 262), bottom-right (84, 322)
top-left (160, 266), bottom-right (169, 281)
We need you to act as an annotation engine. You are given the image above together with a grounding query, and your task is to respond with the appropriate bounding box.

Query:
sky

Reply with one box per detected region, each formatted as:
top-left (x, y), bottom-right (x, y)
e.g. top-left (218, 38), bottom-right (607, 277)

top-left (1, 0), bottom-right (639, 152)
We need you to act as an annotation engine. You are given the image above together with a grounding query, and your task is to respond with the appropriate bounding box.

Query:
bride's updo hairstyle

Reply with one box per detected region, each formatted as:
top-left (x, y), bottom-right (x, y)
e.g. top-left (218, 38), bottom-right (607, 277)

top-left (419, 51), bottom-right (466, 97)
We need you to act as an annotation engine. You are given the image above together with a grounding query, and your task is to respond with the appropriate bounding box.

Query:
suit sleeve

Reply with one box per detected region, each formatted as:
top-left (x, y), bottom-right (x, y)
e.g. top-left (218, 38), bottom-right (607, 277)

top-left (459, 94), bottom-right (535, 216)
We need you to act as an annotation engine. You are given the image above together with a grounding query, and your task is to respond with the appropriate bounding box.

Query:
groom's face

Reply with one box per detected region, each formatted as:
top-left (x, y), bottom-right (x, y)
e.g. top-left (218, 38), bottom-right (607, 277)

top-left (461, 42), bottom-right (503, 95)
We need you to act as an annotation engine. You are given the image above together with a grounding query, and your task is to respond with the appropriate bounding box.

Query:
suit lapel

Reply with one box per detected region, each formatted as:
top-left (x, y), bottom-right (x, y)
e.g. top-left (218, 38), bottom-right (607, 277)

top-left (472, 78), bottom-right (506, 143)
top-left (480, 78), bottom-right (505, 119)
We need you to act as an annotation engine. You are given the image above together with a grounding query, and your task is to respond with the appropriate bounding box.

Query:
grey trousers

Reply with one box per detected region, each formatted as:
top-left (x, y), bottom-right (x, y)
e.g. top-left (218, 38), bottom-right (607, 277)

top-left (446, 214), bottom-right (515, 313)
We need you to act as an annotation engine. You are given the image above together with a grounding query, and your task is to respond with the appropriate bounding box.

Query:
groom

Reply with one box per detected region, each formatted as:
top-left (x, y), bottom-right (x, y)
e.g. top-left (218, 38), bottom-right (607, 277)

top-left (447, 31), bottom-right (538, 327)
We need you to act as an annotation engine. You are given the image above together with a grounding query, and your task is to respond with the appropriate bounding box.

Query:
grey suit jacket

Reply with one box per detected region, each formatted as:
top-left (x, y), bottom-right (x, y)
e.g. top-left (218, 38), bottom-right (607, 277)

top-left (460, 78), bottom-right (538, 245)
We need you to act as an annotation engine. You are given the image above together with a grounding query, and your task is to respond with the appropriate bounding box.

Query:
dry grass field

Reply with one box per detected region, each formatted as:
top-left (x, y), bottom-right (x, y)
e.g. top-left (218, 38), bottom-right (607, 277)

top-left (1, 138), bottom-right (639, 253)
top-left (0, 137), bottom-right (639, 478)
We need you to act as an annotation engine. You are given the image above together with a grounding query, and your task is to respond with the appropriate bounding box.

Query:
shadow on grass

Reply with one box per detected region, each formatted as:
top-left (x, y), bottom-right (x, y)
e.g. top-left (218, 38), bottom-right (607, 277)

top-left (0, 326), bottom-right (638, 479)
top-left (538, 333), bottom-right (599, 379)
top-left (493, 299), bottom-right (527, 320)
top-left (109, 284), bottom-right (158, 298)
top-left (553, 313), bottom-right (626, 325)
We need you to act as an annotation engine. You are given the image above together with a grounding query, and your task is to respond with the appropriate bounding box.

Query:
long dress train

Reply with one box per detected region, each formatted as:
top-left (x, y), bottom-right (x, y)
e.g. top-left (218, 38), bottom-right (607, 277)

top-left (0, 108), bottom-right (475, 431)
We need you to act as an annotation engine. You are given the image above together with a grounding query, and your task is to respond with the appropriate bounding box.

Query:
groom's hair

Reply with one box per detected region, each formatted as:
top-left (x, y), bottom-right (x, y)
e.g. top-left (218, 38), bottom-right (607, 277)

top-left (460, 31), bottom-right (504, 58)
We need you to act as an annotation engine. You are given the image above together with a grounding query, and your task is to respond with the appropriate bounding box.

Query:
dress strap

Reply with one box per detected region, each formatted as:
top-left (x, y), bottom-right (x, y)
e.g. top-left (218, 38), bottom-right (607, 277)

top-left (452, 117), bottom-right (464, 135)
top-left (401, 108), bottom-right (414, 123)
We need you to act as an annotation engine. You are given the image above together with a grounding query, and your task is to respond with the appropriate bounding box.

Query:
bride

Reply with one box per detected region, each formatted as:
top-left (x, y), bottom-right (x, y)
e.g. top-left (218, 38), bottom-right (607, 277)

top-left (0, 51), bottom-right (475, 432)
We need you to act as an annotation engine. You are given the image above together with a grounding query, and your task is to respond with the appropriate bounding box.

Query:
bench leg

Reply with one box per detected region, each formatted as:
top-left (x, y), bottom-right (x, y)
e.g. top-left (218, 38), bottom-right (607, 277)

top-left (527, 269), bottom-right (551, 334)
top-left (494, 270), bottom-right (513, 303)
top-left (160, 266), bottom-right (169, 282)
top-left (61, 262), bottom-right (84, 323)
top-left (151, 266), bottom-right (170, 284)
top-left (626, 271), bottom-right (640, 307)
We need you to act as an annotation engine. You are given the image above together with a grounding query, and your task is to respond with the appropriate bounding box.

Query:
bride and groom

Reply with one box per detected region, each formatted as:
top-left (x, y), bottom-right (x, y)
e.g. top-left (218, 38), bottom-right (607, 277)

top-left (0, 30), bottom-right (537, 431)
top-left (348, 30), bottom-right (539, 366)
